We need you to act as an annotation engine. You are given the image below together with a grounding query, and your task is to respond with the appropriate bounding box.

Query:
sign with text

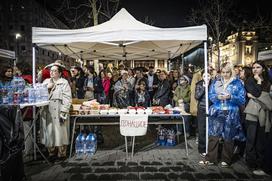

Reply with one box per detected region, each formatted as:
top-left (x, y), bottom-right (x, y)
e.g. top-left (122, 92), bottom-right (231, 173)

top-left (120, 114), bottom-right (148, 136)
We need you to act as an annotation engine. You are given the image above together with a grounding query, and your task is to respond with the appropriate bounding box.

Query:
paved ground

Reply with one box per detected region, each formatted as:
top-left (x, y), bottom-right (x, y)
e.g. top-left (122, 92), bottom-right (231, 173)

top-left (24, 133), bottom-right (272, 181)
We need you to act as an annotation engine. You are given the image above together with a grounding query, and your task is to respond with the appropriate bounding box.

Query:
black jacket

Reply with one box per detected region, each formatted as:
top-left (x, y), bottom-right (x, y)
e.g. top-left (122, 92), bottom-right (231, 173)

top-left (195, 80), bottom-right (211, 109)
top-left (153, 79), bottom-right (170, 107)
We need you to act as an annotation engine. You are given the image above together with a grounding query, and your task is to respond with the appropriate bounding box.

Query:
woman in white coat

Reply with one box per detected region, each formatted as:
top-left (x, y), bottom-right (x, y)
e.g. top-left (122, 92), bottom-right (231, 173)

top-left (40, 64), bottom-right (72, 160)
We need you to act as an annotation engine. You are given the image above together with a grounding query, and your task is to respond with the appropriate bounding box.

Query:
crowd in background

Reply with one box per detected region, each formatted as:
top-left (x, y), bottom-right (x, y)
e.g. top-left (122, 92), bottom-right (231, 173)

top-left (1, 60), bottom-right (272, 175)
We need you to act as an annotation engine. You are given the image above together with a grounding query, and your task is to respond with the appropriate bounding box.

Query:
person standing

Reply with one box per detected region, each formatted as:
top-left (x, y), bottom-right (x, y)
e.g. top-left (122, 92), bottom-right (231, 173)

top-left (200, 62), bottom-right (246, 167)
top-left (145, 66), bottom-right (159, 106)
top-left (40, 64), bottom-right (72, 161)
top-left (0, 65), bottom-right (13, 87)
top-left (195, 71), bottom-right (211, 157)
top-left (244, 61), bottom-right (272, 176)
top-left (173, 75), bottom-right (191, 137)
top-left (153, 70), bottom-right (170, 107)
top-left (84, 66), bottom-right (95, 100)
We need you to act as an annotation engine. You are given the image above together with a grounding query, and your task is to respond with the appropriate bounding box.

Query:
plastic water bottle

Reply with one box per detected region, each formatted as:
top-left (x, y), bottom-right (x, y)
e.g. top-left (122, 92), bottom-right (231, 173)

top-left (40, 84), bottom-right (49, 101)
top-left (157, 128), bottom-right (166, 146)
top-left (166, 129), bottom-right (176, 146)
top-left (7, 86), bottom-right (13, 104)
top-left (86, 133), bottom-right (97, 156)
top-left (34, 85), bottom-right (42, 102)
top-left (28, 87), bottom-right (36, 103)
top-left (75, 133), bottom-right (85, 156)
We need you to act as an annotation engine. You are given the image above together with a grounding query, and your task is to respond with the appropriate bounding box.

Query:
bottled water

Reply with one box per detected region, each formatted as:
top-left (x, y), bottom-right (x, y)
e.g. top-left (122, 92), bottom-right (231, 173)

top-left (166, 129), bottom-right (176, 146)
top-left (10, 76), bottom-right (25, 104)
top-left (157, 128), bottom-right (166, 146)
top-left (34, 85), bottom-right (42, 103)
top-left (40, 84), bottom-right (49, 101)
top-left (28, 87), bottom-right (36, 103)
top-left (7, 86), bottom-right (13, 104)
top-left (75, 133), bottom-right (85, 156)
top-left (85, 133), bottom-right (97, 156)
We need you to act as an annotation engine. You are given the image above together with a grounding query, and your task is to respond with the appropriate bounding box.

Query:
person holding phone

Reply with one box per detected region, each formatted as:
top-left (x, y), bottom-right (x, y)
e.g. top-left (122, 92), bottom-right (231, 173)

top-left (200, 62), bottom-right (246, 167)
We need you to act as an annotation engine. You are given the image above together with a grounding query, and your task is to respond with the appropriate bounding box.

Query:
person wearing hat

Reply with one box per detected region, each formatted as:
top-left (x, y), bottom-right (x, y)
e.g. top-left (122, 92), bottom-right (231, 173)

top-left (173, 75), bottom-right (191, 137)
top-left (113, 70), bottom-right (131, 108)
top-left (38, 60), bottom-right (70, 83)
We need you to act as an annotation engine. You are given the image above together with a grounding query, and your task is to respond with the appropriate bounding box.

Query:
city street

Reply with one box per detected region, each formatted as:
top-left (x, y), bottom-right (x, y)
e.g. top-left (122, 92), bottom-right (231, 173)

top-left (25, 132), bottom-right (272, 181)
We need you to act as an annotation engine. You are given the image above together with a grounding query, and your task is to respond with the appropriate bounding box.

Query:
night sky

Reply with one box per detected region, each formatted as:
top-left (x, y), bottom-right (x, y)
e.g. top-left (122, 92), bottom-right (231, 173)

top-left (42, 0), bottom-right (271, 28)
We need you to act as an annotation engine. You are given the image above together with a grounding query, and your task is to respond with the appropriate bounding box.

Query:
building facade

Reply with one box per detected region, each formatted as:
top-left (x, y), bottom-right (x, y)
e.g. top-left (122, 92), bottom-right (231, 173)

top-left (211, 31), bottom-right (258, 67)
top-left (0, 0), bottom-right (74, 68)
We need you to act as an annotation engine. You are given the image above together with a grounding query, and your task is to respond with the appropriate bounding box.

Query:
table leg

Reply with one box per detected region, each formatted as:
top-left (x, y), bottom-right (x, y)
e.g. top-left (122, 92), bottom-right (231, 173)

top-left (131, 136), bottom-right (135, 158)
top-left (69, 117), bottom-right (78, 159)
top-left (176, 123), bottom-right (180, 144)
top-left (125, 136), bottom-right (128, 159)
top-left (182, 116), bottom-right (189, 156)
top-left (33, 106), bottom-right (36, 160)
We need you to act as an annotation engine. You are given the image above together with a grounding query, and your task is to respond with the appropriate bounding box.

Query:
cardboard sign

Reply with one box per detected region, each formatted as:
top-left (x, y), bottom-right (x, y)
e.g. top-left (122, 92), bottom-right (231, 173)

top-left (120, 114), bottom-right (148, 136)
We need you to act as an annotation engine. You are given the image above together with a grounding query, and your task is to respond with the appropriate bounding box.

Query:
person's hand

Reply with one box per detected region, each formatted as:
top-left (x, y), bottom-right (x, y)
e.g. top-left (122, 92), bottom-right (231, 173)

top-left (178, 99), bottom-right (184, 104)
top-left (60, 112), bottom-right (67, 120)
top-left (218, 92), bottom-right (230, 100)
top-left (247, 93), bottom-right (256, 99)
top-left (47, 82), bottom-right (54, 89)
top-left (254, 74), bottom-right (262, 84)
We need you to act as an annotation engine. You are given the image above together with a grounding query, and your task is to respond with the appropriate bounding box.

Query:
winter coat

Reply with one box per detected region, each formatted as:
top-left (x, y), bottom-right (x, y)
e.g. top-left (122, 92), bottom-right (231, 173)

top-left (40, 78), bottom-right (72, 147)
top-left (113, 79), bottom-right (130, 108)
top-left (244, 91), bottom-right (272, 133)
top-left (190, 70), bottom-right (202, 116)
top-left (153, 79), bottom-right (170, 107)
top-left (208, 77), bottom-right (246, 141)
top-left (173, 84), bottom-right (191, 105)
top-left (195, 80), bottom-right (211, 110)
top-left (135, 90), bottom-right (150, 108)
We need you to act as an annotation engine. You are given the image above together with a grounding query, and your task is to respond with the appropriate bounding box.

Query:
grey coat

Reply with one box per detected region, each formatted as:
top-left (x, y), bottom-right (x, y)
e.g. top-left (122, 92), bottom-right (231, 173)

top-left (244, 91), bottom-right (272, 132)
top-left (40, 78), bottom-right (72, 147)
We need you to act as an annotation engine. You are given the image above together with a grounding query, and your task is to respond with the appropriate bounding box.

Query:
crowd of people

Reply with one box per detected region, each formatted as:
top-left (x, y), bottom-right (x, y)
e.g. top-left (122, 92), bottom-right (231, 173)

top-left (0, 59), bottom-right (272, 176)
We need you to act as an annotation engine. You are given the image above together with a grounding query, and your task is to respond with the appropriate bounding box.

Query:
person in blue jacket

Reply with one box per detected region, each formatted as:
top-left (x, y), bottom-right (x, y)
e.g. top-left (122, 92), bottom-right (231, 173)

top-left (200, 62), bottom-right (246, 167)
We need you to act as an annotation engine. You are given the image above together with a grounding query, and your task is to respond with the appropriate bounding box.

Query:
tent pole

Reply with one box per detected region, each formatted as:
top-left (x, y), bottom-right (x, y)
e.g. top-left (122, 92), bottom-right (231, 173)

top-left (204, 41), bottom-right (209, 154)
top-left (32, 45), bottom-right (37, 160)
top-left (32, 45), bottom-right (36, 87)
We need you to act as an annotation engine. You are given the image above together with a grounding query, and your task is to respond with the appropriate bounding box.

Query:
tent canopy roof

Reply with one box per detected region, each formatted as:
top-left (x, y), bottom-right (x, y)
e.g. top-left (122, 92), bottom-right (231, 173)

top-left (32, 8), bottom-right (207, 60)
top-left (0, 48), bottom-right (15, 59)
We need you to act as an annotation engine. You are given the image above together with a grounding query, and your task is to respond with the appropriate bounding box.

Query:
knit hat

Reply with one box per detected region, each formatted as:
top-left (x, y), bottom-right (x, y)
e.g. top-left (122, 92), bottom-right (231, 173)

top-left (120, 70), bottom-right (128, 76)
top-left (181, 75), bottom-right (190, 84)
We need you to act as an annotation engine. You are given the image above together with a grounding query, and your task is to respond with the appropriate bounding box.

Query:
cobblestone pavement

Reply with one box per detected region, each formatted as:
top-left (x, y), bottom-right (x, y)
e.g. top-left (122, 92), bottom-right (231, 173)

top-left (25, 138), bottom-right (272, 181)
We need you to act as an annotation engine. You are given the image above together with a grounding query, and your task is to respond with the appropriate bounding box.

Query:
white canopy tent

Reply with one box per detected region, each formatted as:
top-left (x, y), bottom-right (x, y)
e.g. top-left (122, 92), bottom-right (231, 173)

top-left (32, 8), bottom-right (207, 61)
top-left (32, 8), bottom-right (210, 153)
top-left (0, 48), bottom-right (15, 60)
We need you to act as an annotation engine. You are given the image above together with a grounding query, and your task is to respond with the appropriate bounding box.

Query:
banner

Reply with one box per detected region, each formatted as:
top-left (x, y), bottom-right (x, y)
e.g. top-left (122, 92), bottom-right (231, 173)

top-left (120, 114), bottom-right (148, 136)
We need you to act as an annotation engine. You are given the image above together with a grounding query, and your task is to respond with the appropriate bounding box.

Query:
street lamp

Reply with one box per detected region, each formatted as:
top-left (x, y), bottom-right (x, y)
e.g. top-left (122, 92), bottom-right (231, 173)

top-left (15, 33), bottom-right (22, 64)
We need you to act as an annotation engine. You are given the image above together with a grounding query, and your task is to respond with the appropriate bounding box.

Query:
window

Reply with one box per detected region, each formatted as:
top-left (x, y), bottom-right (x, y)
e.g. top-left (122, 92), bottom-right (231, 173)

top-left (245, 46), bottom-right (252, 54)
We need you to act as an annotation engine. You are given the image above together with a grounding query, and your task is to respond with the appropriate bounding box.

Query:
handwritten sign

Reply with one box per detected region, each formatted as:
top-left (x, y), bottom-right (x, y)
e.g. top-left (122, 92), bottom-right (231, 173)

top-left (120, 114), bottom-right (148, 136)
